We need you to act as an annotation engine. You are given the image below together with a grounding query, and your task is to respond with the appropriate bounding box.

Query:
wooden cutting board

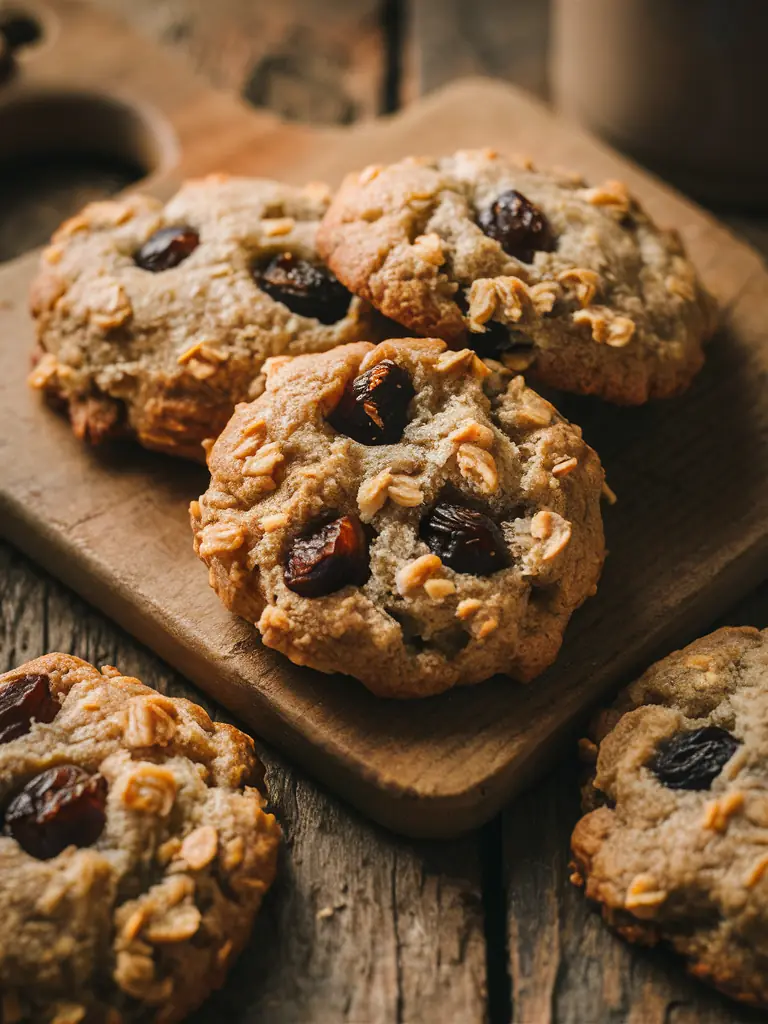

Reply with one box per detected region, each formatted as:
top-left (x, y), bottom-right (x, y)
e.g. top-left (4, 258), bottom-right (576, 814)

top-left (1, 0), bottom-right (767, 838)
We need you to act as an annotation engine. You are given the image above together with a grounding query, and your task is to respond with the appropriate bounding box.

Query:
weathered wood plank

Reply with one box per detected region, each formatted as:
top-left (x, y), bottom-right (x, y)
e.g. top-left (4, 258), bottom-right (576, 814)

top-left (721, 215), bottom-right (768, 263)
top-left (0, 539), bottom-right (488, 1023)
top-left (406, 0), bottom-right (549, 101)
top-left (95, 0), bottom-right (387, 122)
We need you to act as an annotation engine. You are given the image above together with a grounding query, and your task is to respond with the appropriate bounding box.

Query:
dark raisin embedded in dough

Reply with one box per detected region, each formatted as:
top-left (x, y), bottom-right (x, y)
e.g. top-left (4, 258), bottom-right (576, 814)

top-left (478, 190), bottom-right (554, 262)
top-left (329, 360), bottom-right (415, 445)
top-left (0, 674), bottom-right (59, 745)
top-left (650, 726), bottom-right (741, 791)
top-left (285, 514), bottom-right (370, 597)
top-left (469, 324), bottom-right (535, 362)
top-left (255, 252), bottom-right (352, 324)
top-left (3, 765), bottom-right (108, 859)
top-left (420, 503), bottom-right (509, 576)
top-left (134, 226), bottom-right (200, 271)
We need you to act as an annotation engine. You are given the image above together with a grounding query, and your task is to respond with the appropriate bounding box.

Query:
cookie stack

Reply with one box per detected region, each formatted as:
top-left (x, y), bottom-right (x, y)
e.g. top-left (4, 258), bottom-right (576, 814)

top-left (17, 148), bottom-right (739, 1017)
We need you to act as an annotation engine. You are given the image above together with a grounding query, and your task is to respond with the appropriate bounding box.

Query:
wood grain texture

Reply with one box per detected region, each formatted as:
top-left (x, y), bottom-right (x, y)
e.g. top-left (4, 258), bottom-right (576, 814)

top-left (0, 540), bottom-right (488, 1024)
top-left (504, 763), bottom-right (768, 1024)
top-left (96, 0), bottom-right (387, 122)
top-left (406, 0), bottom-right (549, 101)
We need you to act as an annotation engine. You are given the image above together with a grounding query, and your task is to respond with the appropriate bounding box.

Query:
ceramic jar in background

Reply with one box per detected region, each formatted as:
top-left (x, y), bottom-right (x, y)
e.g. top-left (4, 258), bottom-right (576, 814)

top-left (551, 0), bottom-right (768, 208)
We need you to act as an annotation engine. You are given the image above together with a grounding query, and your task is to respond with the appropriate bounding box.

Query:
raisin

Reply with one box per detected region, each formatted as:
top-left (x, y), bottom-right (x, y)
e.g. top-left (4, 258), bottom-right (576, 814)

top-left (650, 726), bottom-right (741, 791)
top-left (478, 190), bottom-right (554, 262)
top-left (469, 324), bottom-right (535, 362)
top-left (3, 765), bottom-right (108, 859)
top-left (420, 503), bottom-right (509, 576)
top-left (255, 252), bottom-right (351, 324)
top-left (285, 515), bottom-right (370, 597)
top-left (134, 226), bottom-right (200, 271)
top-left (0, 674), bottom-right (58, 745)
top-left (329, 360), bottom-right (415, 445)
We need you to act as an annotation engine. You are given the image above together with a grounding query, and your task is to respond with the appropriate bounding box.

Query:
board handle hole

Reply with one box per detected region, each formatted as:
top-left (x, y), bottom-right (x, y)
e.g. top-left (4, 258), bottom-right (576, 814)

top-left (0, 9), bottom-right (43, 51)
top-left (0, 90), bottom-right (176, 262)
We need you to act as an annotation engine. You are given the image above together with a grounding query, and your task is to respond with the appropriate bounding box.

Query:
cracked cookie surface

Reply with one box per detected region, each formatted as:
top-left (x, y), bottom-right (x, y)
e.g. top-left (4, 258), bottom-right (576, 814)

top-left (29, 174), bottom-right (374, 461)
top-left (317, 150), bottom-right (717, 405)
top-left (0, 653), bottom-right (280, 1023)
top-left (191, 337), bottom-right (605, 698)
top-left (571, 626), bottom-right (768, 1008)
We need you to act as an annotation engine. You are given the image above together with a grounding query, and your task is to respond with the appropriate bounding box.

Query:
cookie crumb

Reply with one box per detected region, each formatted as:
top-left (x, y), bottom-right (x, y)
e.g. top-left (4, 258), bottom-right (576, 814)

top-left (424, 578), bottom-right (456, 601)
top-left (450, 421), bottom-right (495, 449)
top-left (456, 599), bottom-right (483, 621)
top-left (557, 267), bottom-right (601, 308)
top-left (624, 874), bottom-right (667, 912)
top-left (745, 854), bottom-right (768, 888)
top-left (121, 765), bottom-right (177, 816)
top-left (242, 441), bottom-right (284, 481)
top-left (396, 554), bottom-right (443, 596)
top-left (261, 217), bottom-right (295, 237)
top-left (580, 179), bottom-right (632, 217)
top-left (387, 474), bottom-right (424, 508)
top-left (179, 826), bottom-right (219, 870)
top-left (553, 457), bottom-right (578, 478)
top-left (457, 444), bottom-right (499, 494)
top-left (703, 791), bottom-right (744, 832)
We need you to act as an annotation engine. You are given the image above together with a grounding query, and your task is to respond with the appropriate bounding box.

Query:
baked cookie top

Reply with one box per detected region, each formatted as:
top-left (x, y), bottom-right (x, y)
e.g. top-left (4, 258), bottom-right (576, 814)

top-left (571, 626), bottom-right (768, 1008)
top-left (0, 653), bottom-right (280, 1024)
top-left (29, 174), bottom-right (374, 461)
top-left (191, 338), bottom-right (605, 698)
top-left (317, 149), bottom-right (717, 405)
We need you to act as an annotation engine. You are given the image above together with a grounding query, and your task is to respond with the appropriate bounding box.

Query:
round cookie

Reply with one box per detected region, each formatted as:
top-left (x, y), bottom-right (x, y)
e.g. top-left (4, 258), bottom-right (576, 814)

top-left (29, 174), bottom-right (374, 461)
top-left (571, 626), bottom-right (768, 1008)
top-left (317, 149), bottom-right (717, 405)
top-left (191, 337), bottom-right (605, 698)
top-left (0, 653), bottom-right (281, 1023)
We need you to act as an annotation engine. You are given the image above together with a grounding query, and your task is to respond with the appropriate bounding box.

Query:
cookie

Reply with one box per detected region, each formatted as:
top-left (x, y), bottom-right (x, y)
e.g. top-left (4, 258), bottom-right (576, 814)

top-left (0, 653), bottom-right (281, 1023)
top-left (571, 626), bottom-right (768, 1008)
top-left (29, 174), bottom-right (374, 461)
top-left (317, 149), bottom-right (717, 405)
top-left (190, 337), bottom-right (605, 698)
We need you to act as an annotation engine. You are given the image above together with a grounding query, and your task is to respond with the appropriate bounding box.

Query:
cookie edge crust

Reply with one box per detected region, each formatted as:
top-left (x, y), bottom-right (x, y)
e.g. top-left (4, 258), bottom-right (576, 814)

top-left (317, 154), bottom-right (717, 406)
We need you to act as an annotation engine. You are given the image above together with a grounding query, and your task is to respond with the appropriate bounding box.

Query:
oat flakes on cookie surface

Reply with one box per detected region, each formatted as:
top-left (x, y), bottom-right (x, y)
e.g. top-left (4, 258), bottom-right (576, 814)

top-left (317, 149), bottom-right (717, 405)
top-left (571, 627), bottom-right (768, 1008)
top-left (29, 174), bottom-right (374, 461)
top-left (0, 653), bottom-right (280, 1023)
top-left (191, 337), bottom-right (605, 698)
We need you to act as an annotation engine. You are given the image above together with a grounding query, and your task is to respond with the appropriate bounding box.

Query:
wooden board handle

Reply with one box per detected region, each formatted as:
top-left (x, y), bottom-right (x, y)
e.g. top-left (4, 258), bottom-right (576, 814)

top-left (0, 0), bottom-right (323, 199)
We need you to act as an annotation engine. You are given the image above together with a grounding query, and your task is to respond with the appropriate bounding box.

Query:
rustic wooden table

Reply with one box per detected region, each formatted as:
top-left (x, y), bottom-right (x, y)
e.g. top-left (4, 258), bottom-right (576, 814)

top-left (1, 2), bottom-right (767, 1021)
